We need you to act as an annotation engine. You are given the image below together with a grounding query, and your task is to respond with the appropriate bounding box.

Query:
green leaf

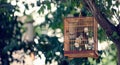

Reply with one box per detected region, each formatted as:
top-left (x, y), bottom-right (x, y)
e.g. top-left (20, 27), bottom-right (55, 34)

top-left (98, 27), bottom-right (107, 42)
top-left (115, 1), bottom-right (119, 7)
top-left (38, 5), bottom-right (46, 14)
top-left (24, 4), bottom-right (29, 10)
top-left (111, 32), bottom-right (120, 39)
top-left (24, 15), bottom-right (33, 23)
top-left (46, 1), bottom-right (51, 10)
top-left (112, 8), bottom-right (117, 13)
top-left (107, 0), bottom-right (112, 6)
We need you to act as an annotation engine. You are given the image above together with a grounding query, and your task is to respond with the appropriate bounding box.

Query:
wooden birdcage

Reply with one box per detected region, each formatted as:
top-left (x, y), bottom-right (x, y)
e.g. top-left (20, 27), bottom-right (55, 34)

top-left (64, 17), bottom-right (98, 58)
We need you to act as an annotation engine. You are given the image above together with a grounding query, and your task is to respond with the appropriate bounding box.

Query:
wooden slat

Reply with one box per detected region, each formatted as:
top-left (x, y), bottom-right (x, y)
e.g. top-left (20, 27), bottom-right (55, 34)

top-left (94, 18), bottom-right (98, 51)
top-left (64, 19), bottom-right (70, 51)
top-left (64, 50), bottom-right (98, 58)
top-left (64, 25), bottom-right (93, 27)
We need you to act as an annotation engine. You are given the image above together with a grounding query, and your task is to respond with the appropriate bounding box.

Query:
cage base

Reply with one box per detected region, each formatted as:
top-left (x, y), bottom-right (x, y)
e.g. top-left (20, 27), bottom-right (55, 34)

top-left (64, 50), bottom-right (98, 59)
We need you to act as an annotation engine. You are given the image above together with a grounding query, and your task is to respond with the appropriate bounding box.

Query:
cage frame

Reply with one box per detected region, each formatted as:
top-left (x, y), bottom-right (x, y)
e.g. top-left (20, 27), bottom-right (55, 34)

top-left (64, 17), bottom-right (98, 58)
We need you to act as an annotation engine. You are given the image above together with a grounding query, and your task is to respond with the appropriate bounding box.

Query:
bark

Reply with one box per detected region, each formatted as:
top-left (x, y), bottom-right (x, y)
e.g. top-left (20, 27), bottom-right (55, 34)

top-left (116, 44), bottom-right (120, 65)
top-left (83, 0), bottom-right (120, 65)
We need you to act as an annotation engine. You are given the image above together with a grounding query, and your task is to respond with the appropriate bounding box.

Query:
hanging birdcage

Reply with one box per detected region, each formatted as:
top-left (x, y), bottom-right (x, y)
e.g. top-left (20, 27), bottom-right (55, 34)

top-left (64, 17), bottom-right (98, 58)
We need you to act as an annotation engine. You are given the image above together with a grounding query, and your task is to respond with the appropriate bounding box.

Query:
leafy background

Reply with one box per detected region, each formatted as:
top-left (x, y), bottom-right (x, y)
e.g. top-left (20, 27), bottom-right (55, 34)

top-left (0, 0), bottom-right (119, 65)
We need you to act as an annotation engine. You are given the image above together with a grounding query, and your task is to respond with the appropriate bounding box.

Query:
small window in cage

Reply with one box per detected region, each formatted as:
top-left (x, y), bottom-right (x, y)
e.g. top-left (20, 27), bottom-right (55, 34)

top-left (64, 17), bottom-right (98, 58)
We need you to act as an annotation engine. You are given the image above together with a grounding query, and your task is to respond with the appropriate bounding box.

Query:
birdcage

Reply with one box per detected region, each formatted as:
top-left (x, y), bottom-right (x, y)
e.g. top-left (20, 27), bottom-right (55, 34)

top-left (64, 17), bottom-right (98, 58)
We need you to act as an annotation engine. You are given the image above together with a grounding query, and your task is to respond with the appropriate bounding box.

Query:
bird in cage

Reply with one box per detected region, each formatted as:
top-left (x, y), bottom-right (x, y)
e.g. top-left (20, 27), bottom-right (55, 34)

top-left (85, 44), bottom-right (88, 50)
top-left (80, 27), bottom-right (88, 40)
top-left (87, 37), bottom-right (94, 50)
top-left (74, 35), bottom-right (82, 50)
top-left (84, 27), bottom-right (89, 35)
top-left (75, 37), bottom-right (82, 44)
top-left (68, 22), bottom-right (78, 40)
top-left (74, 42), bottom-right (79, 48)
top-left (82, 31), bottom-right (88, 42)
top-left (88, 44), bottom-right (94, 50)
top-left (79, 34), bottom-right (83, 40)
top-left (88, 37), bottom-right (94, 44)
top-left (69, 34), bottom-right (76, 40)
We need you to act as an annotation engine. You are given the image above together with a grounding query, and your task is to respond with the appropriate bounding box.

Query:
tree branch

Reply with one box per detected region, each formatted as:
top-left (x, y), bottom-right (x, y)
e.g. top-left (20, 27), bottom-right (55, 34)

top-left (83, 0), bottom-right (120, 45)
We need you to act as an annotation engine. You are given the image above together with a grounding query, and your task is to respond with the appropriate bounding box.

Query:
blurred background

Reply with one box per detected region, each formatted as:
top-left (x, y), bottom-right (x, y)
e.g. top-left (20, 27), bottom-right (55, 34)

top-left (0, 0), bottom-right (119, 65)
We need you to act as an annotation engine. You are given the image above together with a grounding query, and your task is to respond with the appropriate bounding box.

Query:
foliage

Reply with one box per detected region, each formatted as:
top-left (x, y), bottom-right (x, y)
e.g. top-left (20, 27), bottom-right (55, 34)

top-left (0, 1), bottom-right (23, 65)
top-left (98, 27), bottom-right (108, 42)
top-left (0, 3), bottom-right (21, 52)
top-left (88, 43), bottom-right (117, 65)
top-left (0, 0), bottom-right (119, 65)
top-left (35, 34), bottom-right (63, 64)
top-left (95, 0), bottom-right (119, 25)
top-left (34, 0), bottom-right (119, 64)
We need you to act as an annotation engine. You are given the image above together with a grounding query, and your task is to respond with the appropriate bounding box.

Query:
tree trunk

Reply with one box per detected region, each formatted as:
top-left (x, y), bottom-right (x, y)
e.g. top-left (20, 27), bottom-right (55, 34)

top-left (83, 0), bottom-right (120, 65)
top-left (116, 44), bottom-right (120, 65)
